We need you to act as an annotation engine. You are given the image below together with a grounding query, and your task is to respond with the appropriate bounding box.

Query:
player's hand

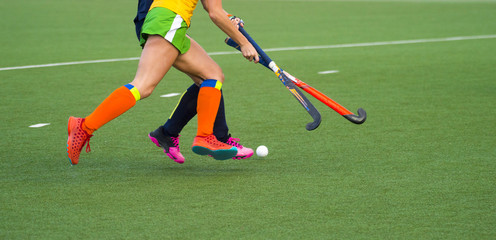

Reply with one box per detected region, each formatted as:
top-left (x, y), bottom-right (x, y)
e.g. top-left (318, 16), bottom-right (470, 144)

top-left (226, 14), bottom-right (257, 63)
top-left (228, 15), bottom-right (244, 29)
top-left (240, 44), bottom-right (259, 63)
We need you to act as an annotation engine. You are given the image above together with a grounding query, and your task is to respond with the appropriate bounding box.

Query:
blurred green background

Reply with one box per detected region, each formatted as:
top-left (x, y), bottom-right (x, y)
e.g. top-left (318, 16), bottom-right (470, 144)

top-left (1, 0), bottom-right (495, 239)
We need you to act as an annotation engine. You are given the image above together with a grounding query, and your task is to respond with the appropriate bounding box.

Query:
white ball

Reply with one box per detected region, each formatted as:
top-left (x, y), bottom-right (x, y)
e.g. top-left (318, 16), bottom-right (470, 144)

top-left (256, 145), bottom-right (268, 157)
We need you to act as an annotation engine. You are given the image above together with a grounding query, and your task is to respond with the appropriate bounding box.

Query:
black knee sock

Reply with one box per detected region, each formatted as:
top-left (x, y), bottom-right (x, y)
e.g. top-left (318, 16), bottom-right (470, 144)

top-left (214, 94), bottom-right (229, 142)
top-left (162, 84), bottom-right (200, 137)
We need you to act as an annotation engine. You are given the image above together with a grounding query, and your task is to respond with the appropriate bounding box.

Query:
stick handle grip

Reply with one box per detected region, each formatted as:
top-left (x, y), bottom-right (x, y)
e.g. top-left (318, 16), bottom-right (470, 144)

top-left (225, 37), bottom-right (271, 69)
top-left (238, 26), bottom-right (275, 67)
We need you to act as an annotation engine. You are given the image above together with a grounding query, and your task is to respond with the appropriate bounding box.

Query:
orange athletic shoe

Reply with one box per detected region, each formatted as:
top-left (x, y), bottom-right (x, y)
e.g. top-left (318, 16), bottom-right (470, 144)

top-left (67, 116), bottom-right (93, 165)
top-left (192, 134), bottom-right (237, 160)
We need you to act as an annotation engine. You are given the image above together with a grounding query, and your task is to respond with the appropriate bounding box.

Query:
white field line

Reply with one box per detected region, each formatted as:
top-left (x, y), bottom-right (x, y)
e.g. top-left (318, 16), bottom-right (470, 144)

top-left (261, 35), bottom-right (496, 52)
top-left (1, 34), bottom-right (495, 72)
top-left (318, 70), bottom-right (339, 74)
top-left (0, 57), bottom-right (140, 71)
top-left (29, 123), bottom-right (51, 128)
top-left (160, 93), bottom-right (181, 98)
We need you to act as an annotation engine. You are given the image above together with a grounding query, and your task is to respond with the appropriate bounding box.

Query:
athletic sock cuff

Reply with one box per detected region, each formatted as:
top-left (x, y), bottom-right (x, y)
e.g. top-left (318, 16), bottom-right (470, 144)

top-left (200, 79), bottom-right (222, 90)
top-left (124, 84), bottom-right (141, 101)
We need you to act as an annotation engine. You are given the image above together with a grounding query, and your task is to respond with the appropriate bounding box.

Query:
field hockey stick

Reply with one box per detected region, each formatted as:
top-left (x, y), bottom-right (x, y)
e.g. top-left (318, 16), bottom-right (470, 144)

top-left (225, 36), bottom-right (367, 124)
top-left (231, 28), bottom-right (321, 131)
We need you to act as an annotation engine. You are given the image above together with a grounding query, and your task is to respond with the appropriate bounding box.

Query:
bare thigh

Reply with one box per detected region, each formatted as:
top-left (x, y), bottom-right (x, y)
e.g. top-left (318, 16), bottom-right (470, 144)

top-left (173, 36), bottom-right (224, 84)
top-left (131, 35), bottom-right (180, 99)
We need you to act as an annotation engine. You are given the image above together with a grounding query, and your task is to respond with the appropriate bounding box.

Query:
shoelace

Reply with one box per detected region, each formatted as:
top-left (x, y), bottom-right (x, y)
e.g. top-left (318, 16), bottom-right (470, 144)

top-left (85, 134), bottom-right (93, 153)
top-left (76, 118), bottom-right (93, 153)
top-left (171, 135), bottom-right (180, 149)
top-left (226, 137), bottom-right (242, 148)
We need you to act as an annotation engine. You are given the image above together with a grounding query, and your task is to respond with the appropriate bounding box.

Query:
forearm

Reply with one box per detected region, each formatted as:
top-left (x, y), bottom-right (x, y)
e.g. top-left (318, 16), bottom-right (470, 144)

top-left (201, 0), bottom-right (258, 62)
top-left (202, 1), bottom-right (250, 47)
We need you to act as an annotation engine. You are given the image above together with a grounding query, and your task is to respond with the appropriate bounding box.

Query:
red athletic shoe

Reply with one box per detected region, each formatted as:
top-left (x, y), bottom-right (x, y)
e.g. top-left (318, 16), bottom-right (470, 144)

top-left (67, 117), bottom-right (93, 165)
top-left (192, 134), bottom-right (237, 160)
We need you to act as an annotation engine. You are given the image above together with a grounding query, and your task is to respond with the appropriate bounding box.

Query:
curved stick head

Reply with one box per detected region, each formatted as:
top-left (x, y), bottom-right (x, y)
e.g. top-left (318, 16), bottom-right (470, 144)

top-left (343, 108), bottom-right (367, 124)
top-left (305, 113), bottom-right (321, 131)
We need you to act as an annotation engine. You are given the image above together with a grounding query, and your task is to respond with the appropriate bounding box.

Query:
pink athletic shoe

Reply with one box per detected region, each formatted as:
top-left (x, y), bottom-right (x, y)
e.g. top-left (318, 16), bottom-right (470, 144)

top-left (226, 135), bottom-right (254, 160)
top-left (148, 126), bottom-right (185, 164)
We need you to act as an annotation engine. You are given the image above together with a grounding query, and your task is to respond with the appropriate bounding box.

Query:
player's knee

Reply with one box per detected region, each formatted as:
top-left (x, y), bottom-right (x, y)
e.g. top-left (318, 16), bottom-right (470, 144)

top-left (210, 72), bottom-right (225, 83)
top-left (201, 63), bottom-right (224, 83)
top-left (138, 88), bottom-right (153, 99)
top-left (217, 75), bottom-right (225, 83)
top-left (130, 83), bottom-right (154, 99)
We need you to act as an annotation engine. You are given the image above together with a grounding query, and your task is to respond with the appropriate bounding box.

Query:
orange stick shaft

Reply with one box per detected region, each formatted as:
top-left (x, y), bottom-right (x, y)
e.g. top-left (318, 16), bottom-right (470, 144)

top-left (292, 79), bottom-right (353, 116)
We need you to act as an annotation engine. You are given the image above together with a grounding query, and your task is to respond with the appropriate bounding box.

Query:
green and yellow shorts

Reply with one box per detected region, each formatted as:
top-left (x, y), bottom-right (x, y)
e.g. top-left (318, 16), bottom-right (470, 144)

top-left (140, 7), bottom-right (190, 54)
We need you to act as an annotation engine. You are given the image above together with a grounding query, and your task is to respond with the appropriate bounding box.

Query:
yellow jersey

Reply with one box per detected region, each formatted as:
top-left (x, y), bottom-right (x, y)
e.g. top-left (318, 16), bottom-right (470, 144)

top-left (149, 0), bottom-right (199, 26)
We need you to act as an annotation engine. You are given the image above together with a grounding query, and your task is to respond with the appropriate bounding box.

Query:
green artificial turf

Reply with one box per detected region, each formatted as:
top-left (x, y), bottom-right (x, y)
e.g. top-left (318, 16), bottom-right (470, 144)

top-left (1, 0), bottom-right (495, 239)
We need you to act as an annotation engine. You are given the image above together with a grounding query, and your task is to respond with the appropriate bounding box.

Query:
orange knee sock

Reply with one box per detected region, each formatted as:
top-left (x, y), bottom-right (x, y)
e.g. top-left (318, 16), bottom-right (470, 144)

top-left (83, 84), bottom-right (141, 134)
top-left (196, 80), bottom-right (222, 137)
